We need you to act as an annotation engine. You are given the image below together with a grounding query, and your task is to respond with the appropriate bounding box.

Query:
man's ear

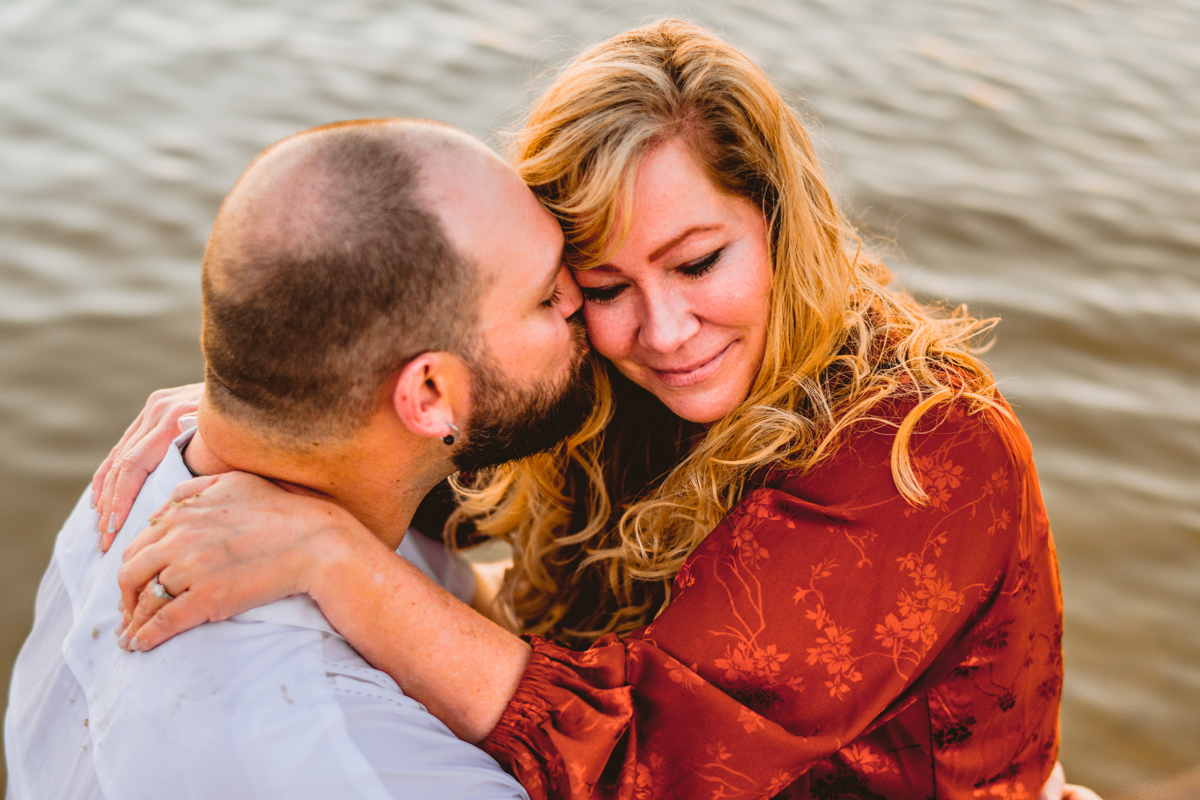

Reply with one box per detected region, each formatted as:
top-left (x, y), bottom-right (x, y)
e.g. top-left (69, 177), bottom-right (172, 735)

top-left (391, 352), bottom-right (468, 442)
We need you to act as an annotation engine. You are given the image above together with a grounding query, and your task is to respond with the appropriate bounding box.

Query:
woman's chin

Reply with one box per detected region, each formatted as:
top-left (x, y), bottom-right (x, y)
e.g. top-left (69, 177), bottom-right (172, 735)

top-left (617, 360), bottom-right (754, 425)
top-left (655, 386), bottom-right (744, 426)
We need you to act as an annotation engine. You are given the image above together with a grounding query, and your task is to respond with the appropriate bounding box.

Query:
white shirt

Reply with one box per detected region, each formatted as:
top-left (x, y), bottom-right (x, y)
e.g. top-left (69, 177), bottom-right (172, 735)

top-left (4, 429), bottom-right (528, 800)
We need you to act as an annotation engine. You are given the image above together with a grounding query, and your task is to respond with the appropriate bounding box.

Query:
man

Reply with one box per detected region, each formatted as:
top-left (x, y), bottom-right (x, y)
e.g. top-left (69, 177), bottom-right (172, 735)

top-left (4, 119), bottom-right (592, 799)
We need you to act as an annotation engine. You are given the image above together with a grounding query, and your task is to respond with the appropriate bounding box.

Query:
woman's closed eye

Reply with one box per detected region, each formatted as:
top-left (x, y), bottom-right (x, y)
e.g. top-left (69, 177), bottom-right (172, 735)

top-left (580, 283), bottom-right (626, 304)
top-left (542, 285), bottom-right (563, 308)
top-left (679, 248), bottom-right (723, 278)
top-left (581, 249), bottom-right (725, 305)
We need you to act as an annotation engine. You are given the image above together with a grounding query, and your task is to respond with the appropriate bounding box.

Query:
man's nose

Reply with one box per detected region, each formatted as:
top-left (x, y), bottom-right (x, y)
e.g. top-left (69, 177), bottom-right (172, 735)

top-left (637, 288), bottom-right (699, 353)
top-left (557, 266), bottom-right (583, 319)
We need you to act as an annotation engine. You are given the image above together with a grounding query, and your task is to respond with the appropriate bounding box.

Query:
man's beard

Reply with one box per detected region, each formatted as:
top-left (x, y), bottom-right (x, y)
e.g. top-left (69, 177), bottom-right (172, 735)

top-left (451, 314), bottom-right (595, 473)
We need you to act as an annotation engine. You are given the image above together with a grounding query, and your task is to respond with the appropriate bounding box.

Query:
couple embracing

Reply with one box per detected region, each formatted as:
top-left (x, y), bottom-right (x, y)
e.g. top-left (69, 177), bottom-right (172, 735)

top-left (7, 20), bottom-right (1078, 800)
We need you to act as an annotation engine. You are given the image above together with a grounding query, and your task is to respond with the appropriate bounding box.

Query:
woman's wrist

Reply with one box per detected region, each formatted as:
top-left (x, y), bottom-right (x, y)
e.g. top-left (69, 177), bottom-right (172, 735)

top-left (300, 505), bottom-right (391, 605)
top-left (300, 513), bottom-right (532, 742)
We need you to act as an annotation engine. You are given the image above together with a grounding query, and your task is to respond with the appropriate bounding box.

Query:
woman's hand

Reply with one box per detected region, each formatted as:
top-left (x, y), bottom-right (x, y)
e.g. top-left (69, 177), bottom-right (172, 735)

top-left (116, 471), bottom-right (367, 651)
top-left (93, 382), bottom-right (205, 551)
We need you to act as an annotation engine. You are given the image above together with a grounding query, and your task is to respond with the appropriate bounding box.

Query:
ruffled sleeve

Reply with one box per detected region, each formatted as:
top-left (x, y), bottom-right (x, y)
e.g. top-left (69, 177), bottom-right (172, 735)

top-left (483, 638), bottom-right (633, 798)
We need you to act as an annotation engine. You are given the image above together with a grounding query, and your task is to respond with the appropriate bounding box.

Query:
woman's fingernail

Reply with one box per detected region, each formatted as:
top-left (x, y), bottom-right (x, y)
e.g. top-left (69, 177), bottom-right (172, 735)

top-left (107, 516), bottom-right (117, 534)
top-left (95, 533), bottom-right (104, 552)
top-left (114, 621), bottom-right (124, 636)
top-left (93, 515), bottom-right (100, 535)
top-left (117, 632), bottom-right (129, 649)
top-left (129, 637), bottom-right (141, 652)
top-left (117, 598), bottom-right (125, 613)
top-left (90, 492), bottom-right (96, 510)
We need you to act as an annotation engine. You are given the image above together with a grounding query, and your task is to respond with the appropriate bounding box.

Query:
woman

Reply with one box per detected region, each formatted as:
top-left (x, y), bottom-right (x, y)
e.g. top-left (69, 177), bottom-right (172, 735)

top-left (97, 20), bottom-right (1070, 800)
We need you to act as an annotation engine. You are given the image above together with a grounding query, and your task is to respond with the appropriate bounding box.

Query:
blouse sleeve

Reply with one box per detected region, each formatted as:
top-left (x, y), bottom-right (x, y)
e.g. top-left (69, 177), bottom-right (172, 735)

top-left (481, 404), bottom-right (1050, 799)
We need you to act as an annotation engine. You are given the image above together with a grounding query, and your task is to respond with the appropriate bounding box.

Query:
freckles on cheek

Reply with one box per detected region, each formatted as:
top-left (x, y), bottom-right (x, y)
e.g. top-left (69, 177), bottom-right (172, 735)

top-left (716, 271), bottom-right (769, 325)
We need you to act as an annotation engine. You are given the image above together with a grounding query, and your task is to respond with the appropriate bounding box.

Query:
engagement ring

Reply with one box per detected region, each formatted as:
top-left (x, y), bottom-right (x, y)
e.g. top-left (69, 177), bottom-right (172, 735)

top-left (150, 575), bottom-right (175, 602)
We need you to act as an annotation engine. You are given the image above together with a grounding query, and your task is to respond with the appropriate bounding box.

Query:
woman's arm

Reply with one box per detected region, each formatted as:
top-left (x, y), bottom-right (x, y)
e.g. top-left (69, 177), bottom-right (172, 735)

top-left (118, 471), bottom-right (529, 742)
top-left (306, 512), bottom-right (530, 741)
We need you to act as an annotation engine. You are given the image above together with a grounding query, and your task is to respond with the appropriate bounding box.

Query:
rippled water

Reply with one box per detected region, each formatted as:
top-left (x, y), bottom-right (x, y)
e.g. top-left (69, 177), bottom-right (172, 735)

top-left (2, 0), bottom-right (1197, 794)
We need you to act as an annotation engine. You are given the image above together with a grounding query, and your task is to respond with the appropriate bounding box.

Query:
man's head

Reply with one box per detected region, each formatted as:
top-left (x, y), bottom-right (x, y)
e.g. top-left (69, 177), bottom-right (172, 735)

top-left (200, 119), bottom-right (591, 474)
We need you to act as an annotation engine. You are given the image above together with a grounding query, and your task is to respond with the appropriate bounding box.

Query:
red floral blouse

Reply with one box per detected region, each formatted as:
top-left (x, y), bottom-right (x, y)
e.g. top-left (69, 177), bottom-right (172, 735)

top-left (482, 400), bottom-right (1062, 800)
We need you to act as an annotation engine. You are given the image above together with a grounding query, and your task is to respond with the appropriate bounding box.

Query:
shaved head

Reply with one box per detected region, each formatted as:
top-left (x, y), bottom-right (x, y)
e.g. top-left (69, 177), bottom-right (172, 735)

top-left (201, 119), bottom-right (493, 446)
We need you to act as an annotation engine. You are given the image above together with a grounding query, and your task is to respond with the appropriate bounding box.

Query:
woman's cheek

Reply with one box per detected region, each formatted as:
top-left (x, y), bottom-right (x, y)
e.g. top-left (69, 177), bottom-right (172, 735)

top-left (582, 302), bottom-right (632, 363)
top-left (710, 260), bottom-right (771, 331)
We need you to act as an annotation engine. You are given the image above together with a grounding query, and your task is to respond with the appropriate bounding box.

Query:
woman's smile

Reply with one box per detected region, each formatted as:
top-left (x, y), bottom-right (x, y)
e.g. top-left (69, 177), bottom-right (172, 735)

top-left (648, 341), bottom-right (732, 388)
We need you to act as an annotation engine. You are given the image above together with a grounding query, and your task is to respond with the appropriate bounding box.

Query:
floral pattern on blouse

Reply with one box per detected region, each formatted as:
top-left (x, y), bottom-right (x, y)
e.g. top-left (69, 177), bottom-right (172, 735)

top-left (483, 400), bottom-right (1062, 800)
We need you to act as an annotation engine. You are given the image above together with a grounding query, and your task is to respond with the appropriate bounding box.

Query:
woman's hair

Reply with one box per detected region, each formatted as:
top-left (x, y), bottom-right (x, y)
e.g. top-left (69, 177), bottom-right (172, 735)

top-left (450, 19), bottom-right (1001, 648)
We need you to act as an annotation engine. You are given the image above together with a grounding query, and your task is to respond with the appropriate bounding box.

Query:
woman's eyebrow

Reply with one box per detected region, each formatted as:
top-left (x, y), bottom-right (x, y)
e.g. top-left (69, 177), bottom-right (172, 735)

top-left (589, 224), bottom-right (723, 273)
top-left (648, 224), bottom-right (721, 262)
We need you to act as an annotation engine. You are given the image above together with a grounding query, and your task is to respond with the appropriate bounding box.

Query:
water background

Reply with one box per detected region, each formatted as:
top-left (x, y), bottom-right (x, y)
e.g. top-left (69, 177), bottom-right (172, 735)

top-left (2, 0), bottom-right (1198, 795)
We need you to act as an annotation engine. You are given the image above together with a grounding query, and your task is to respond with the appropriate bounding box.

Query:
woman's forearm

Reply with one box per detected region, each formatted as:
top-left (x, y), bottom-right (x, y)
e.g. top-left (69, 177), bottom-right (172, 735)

top-left (309, 526), bottom-right (532, 743)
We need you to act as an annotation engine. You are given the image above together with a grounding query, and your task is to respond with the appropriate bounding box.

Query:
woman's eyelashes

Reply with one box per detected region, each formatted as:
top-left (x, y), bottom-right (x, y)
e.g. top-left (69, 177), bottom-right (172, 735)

top-left (542, 285), bottom-right (563, 308)
top-left (580, 283), bottom-right (625, 304)
top-left (679, 248), bottom-right (723, 278)
top-left (581, 249), bottom-right (725, 305)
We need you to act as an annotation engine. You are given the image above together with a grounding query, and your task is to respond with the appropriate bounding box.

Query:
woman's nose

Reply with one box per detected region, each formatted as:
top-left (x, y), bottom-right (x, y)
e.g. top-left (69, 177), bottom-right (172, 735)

top-left (637, 289), bottom-right (699, 353)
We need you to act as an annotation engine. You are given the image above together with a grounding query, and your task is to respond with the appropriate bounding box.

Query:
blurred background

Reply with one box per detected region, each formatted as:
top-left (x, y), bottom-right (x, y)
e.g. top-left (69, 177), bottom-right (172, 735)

top-left (2, 0), bottom-right (1197, 795)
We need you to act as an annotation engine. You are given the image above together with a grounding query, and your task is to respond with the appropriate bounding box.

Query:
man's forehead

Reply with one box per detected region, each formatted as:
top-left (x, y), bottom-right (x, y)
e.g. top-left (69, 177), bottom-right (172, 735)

top-left (408, 136), bottom-right (564, 312)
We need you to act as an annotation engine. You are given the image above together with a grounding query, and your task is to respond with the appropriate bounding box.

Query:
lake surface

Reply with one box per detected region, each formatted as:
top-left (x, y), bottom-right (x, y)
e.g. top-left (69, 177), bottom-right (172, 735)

top-left (2, 0), bottom-right (1197, 794)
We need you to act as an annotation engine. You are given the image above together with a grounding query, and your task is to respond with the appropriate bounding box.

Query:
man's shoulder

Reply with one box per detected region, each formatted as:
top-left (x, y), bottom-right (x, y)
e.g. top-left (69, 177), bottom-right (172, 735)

top-left (72, 546), bottom-right (522, 800)
top-left (52, 444), bottom-right (522, 798)
top-left (38, 444), bottom-right (390, 797)
top-left (82, 593), bottom-right (407, 798)
top-left (22, 433), bottom-right (524, 799)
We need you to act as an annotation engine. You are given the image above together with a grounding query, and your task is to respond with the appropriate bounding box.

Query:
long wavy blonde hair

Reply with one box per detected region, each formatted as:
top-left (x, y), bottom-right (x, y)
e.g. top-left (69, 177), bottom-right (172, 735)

top-left (450, 19), bottom-right (1001, 648)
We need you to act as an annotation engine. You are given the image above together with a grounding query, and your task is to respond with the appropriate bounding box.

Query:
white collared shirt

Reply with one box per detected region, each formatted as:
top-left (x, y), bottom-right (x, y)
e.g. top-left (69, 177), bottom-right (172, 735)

top-left (4, 429), bottom-right (527, 800)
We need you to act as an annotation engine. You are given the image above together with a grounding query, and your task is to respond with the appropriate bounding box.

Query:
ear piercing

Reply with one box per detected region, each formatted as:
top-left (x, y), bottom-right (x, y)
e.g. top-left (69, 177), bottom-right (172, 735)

top-left (443, 422), bottom-right (460, 446)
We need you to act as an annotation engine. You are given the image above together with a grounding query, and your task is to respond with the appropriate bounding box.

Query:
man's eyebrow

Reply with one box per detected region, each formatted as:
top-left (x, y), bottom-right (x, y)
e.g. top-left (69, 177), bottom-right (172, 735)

top-left (648, 224), bottom-right (722, 262)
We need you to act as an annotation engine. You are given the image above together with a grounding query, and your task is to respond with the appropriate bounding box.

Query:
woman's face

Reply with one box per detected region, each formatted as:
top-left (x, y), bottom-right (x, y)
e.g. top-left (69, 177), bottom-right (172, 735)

top-left (573, 138), bottom-right (773, 424)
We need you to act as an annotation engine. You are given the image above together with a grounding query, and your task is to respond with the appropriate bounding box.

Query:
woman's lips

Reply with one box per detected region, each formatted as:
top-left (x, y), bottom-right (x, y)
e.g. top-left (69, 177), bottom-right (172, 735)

top-left (651, 343), bottom-right (732, 388)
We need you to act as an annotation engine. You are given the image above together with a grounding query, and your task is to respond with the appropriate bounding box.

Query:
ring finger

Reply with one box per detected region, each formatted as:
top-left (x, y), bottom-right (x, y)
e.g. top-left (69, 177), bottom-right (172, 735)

top-left (120, 571), bottom-right (182, 650)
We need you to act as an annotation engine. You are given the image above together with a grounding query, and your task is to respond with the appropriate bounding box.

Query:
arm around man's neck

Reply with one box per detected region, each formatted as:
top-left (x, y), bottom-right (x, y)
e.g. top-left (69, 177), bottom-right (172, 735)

top-left (309, 522), bottom-right (533, 743)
